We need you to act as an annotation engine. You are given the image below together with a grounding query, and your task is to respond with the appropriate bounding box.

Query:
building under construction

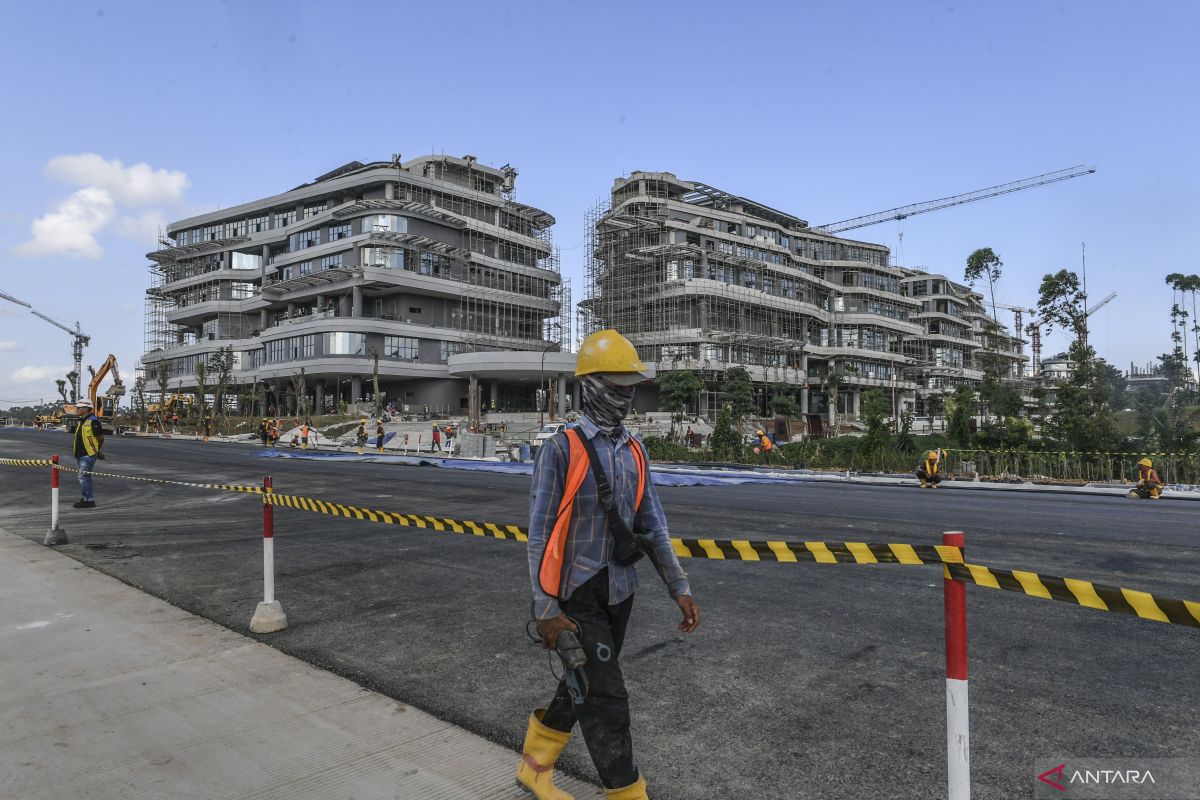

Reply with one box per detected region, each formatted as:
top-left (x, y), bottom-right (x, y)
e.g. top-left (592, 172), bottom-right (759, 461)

top-left (143, 155), bottom-right (568, 416)
top-left (581, 172), bottom-right (1026, 426)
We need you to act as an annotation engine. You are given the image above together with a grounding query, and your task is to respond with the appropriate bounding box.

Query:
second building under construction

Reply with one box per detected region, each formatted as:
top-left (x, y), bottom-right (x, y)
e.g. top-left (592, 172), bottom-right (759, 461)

top-left (581, 172), bottom-right (1027, 427)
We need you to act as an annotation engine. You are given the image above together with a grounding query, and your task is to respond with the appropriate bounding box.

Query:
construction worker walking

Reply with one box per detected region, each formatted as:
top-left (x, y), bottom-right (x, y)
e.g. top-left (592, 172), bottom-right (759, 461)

top-left (519, 329), bottom-right (700, 800)
top-left (202, 414), bottom-right (213, 444)
top-left (258, 418), bottom-right (270, 447)
top-left (1131, 457), bottom-right (1164, 499)
top-left (301, 419), bottom-right (311, 450)
top-left (916, 449), bottom-right (944, 489)
top-left (431, 424), bottom-right (442, 452)
top-left (375, 419), bottom-right (386, 453)
top-left (72, 398), bottom-right (104, 509)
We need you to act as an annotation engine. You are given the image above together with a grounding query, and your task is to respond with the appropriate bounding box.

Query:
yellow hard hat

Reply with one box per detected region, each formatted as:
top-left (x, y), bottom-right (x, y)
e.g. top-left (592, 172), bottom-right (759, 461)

top-left (575, 329), bottom-right (651, 385)
top-left (756, 429), bottom-right (765, 436)
top-left (1138, 457), bottom-right (1152, 468)
top-left (927, 450), bottom-right (940, 460)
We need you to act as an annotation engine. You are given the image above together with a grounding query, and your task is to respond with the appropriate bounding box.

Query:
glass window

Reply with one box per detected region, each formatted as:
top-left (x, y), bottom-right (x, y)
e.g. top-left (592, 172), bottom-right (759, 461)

top-left (322, 332), bottom-right (366, 355)
top-left (227, 219), bottom-right (248, 238)
top-left (289, 229), bottom-right (322, 251)
top-left (361, 214), bottom-right (408, 234)
top-left (320, 254), bottom-right (343, 270)
top-left (363, 247), bottom-right (405, 269)
top-left (248, 215), bottom-right (268, 233)
top-left (231, 252), bottom-right (262, 271)
top-left (273, 210), bottom-right (296, 229)
top-left (303, 202), bottom-right (328, 219)
top-left (328, 223), bottom-right (352, 241)
top-left (439, 341), bottom-right (467, 363)
top-left (231, 282), bottom-right (254, 299)
top-left (297, 261), bottom-right (312, 276)
top-left (384, 335), bottom-right (419, 359)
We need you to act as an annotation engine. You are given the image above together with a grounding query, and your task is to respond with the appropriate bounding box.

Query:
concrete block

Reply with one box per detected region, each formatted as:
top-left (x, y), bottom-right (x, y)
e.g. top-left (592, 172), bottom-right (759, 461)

top-left (42, 527), bottom-right (67, 546)
top-left (249, 600), bottom-right (288, 633)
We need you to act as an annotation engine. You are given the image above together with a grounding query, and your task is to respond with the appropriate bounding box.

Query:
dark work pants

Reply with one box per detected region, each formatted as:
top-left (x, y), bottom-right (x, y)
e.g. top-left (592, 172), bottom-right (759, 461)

top-left (542, 570), bottom-right (638, 789)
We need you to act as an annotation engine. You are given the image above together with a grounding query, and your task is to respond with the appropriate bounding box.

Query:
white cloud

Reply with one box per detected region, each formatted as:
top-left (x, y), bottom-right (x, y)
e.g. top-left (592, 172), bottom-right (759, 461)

top-left (11, 365), bottom-right (71, 384)
top-left (0, 341), bottom-right (21, 352)
top-left (45, 154), bottom-right (189, 207)
top-left (12, 187), bottom-right (115, 259)
top-left (12, 154), bottom-right (189, 260)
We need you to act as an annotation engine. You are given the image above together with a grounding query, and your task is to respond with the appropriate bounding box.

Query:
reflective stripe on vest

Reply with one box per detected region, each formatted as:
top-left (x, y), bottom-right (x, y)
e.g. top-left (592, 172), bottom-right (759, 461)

top-left (538, 428), bottom-right (647, 599)
top-left (924, 459), bottom-right (939, 476)
top-left (76, 416), bottom-right (100, 457)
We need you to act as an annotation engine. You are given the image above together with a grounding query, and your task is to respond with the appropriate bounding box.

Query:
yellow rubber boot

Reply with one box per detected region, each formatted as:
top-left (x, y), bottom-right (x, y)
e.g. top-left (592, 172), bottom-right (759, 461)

top-left (605, 775), bottom-right (649, 799)
top-left (516, 710), bottom-right (574, 800)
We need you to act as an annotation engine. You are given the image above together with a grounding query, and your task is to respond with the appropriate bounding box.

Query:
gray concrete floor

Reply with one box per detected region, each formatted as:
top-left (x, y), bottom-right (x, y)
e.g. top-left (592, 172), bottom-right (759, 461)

top-left (0, 527), bottom-right (601, 800)
top-left (1, 429), bottom-right (1198, 799)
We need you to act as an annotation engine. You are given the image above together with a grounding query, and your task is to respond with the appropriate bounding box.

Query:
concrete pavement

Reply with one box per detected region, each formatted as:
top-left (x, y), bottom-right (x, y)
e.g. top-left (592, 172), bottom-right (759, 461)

top-left (0, 526), bottom-right (602, 800)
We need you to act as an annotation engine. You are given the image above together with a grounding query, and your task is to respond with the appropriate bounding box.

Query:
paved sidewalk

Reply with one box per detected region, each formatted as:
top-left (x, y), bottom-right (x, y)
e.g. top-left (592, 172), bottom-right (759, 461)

top-left (0, 527), bottom-right (601, 800)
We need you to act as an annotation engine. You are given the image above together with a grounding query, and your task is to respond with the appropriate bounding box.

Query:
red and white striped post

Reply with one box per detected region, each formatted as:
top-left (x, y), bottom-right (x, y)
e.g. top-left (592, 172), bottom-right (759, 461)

top-left (250, 476), bottom-right (288, 633)
top-left (44, 455), bottom-right (68, 546)
top-left (943, 530), bottom-right (970, 800)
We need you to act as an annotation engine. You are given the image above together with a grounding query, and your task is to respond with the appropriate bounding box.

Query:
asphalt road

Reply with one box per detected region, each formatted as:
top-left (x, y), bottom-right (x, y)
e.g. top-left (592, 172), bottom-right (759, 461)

top-left (1, 429), bottom-right (1197, 800)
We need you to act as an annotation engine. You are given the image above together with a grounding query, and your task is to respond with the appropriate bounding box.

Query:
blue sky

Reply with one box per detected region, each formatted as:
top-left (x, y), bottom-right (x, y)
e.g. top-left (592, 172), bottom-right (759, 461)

top-left (1, 0), bottom-right (1196, 408)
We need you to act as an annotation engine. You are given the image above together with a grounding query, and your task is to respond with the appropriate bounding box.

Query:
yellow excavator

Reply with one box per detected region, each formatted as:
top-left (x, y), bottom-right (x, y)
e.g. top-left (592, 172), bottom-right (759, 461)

top-left (63, 354), bottom-right (126, 433)
top-left (148, 392), bottom-right (193, 431)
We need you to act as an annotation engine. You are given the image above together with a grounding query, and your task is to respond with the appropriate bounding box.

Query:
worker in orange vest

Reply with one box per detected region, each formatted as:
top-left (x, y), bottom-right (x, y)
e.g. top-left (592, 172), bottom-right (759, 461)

top-left (518, 329), bottom-right (699, 800)
top-left (301, 420), bottom-right (310, 450)
top-left (1132, 457), bottom-right (1163, 499)
top-left (755, 428), bottom-right (773, 464)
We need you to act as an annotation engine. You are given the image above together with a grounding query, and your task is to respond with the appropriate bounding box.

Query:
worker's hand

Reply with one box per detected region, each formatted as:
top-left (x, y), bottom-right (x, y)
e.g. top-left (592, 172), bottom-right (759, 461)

top-left (676, 595), bottom-right (700, 633)
top-left (536, 614), bottom-right (578, 650)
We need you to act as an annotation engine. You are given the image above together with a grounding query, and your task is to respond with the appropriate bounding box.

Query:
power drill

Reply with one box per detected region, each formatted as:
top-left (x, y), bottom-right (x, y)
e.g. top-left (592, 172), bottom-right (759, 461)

top-left (555, 627), bottom-right (588, 704)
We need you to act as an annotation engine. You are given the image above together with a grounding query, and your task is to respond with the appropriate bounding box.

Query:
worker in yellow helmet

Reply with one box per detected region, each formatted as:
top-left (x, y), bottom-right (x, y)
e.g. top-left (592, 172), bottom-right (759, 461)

top-left (1131, 457), bottom-right (1163, 499)
top-left (756, 428), bottom-right (774, 464)
top-left (518, 329), bottom-right (698, 800)
top-left (356, 419), bottom-right (368, 455)
top-left (916, 449), bottom-right (943, 489)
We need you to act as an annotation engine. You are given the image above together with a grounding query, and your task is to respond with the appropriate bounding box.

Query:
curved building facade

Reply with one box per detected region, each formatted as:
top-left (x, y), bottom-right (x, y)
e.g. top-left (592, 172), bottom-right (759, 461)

top-left (142, 155), bottom-right (565, 415)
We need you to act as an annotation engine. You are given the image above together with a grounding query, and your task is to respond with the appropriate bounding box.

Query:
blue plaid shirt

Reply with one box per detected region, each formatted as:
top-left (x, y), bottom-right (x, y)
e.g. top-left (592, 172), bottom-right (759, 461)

top-left (528, 415), bottom-right (691, 619)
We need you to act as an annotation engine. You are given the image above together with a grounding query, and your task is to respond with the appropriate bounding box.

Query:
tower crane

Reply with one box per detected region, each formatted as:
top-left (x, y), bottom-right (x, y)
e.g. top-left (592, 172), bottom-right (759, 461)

top-left (816, 165), bottom-right (1097, 234)
top-left (0, 290), bottom-right (90, 402)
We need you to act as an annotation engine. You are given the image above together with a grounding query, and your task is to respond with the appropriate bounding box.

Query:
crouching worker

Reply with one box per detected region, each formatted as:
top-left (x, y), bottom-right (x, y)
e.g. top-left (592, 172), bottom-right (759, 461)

top-left (1132, 457), bottom-right (1164, 499)
top-left (916, 449), bottom-right (944, 489)
top-left (519, 329), bottom-right (700, 800)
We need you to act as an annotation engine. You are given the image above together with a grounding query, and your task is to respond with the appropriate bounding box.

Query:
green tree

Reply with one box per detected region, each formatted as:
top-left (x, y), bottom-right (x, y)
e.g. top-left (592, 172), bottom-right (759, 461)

top-left (965, 247), bottom-right (1003, 319)
top-left (209, 345), bottom-right (235, 421)
top-left (710, 404), bottom-right (741, 462)
top-left (658, 370), bottom-right (702, 440)
top-left (1045, 340), bottom-right (1124, 452)
top-left (946, 384), bottom-right (976, 447)
top-left (769, 383), bottom-right (798, 418)
top-left (858, 388), bottom-right (891, 454)
top-left (719, 366), bottom-right (756, 422)
top-left (1037, 269), bottom-right (1088, 342)
top-left (193, 360), bottom-right (208, 419)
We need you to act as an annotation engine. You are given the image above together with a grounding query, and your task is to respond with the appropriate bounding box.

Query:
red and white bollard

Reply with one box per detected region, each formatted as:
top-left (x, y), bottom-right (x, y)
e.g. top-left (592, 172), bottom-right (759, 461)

top-left (250, 476), bottom-right (288, 633)
top-left (44, 455), bottom-right (68, 546)
top-left (943, 530), bottom-right (970, 800)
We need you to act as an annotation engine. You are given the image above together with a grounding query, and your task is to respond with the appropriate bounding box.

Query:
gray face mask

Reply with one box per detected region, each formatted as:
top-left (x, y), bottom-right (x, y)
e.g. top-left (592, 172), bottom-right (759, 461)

top-left (580, 375), bottom-right (635, 436)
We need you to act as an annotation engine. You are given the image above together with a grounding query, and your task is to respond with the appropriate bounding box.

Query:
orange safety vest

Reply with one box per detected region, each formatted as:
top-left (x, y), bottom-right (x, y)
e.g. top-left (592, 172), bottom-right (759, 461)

top-left (759, 435), bottom-right (772, 451)
top-left (538, 428), bottom-right (648, 599)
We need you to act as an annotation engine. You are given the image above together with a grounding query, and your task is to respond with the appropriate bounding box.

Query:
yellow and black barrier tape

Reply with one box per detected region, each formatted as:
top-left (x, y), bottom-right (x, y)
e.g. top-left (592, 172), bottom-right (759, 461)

top-left (0, 458), bottom-right (262, 494)
top-left (263, 491), bottom-right (964, 565)
top-left (945, 562), bottom-right (1200, 628)
top-left (5, 458), bottom-right (1198, 627)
